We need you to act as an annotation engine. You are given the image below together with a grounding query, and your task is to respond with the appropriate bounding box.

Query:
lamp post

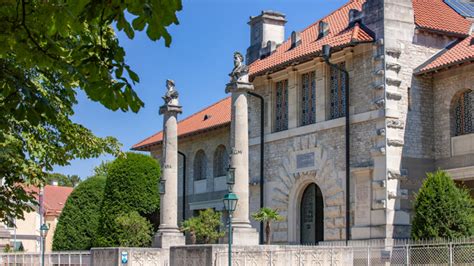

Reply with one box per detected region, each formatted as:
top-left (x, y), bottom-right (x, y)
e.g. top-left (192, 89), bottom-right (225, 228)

top-left (322, 44), bottom-right (351, 245)
top-left (40, 223), bottom-right (49, 266)
top-left (223, 166), bottom-right (238, 266)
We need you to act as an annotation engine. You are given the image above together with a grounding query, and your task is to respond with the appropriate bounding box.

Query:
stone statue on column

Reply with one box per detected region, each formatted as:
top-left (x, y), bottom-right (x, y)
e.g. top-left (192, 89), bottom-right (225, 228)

top-left (225, 52), bottom-right (259, 245)
top-left (153, 79), bottom-right (185, 248)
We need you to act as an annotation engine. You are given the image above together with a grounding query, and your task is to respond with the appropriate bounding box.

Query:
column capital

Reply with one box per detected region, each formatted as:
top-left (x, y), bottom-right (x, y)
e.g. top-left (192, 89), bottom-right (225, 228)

top-left (159, 104), bottom-right (183, 115)
top-left (225, 81), bottom-right (254, 94)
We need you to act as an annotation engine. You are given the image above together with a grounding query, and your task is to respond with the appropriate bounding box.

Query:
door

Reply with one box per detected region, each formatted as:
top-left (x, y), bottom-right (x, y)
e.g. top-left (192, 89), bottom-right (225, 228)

top-left (300, 183), bottom-right (324, 244)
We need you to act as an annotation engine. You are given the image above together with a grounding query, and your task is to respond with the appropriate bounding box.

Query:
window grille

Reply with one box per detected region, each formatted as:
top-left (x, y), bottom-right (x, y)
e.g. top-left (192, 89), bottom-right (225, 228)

top-left (301, 71), bottom-right (316, 126)
top-left (330, 62), bottom-right (346, 119)
top-left (213, 145), bottom-right (228, 177)
top-left (193, 150), bottom-right (207, 181)
top-left (455, 89), bottom-right (473, 136)
top-left (274, 79), bottom-right (289, 132)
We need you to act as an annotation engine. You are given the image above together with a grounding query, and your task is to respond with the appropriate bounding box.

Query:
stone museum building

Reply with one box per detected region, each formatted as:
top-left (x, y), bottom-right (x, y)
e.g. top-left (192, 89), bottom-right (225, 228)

top-left (133, 0), bottom-right (474, 244)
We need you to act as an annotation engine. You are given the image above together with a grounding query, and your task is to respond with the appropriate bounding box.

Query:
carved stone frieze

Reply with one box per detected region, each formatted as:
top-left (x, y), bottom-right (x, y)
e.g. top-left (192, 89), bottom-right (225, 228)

top-left (373, 98), bottom-right (385, 109)
top-left (386, 49), bottom-right (401, 58)
top-left (386, 77), bottom-right (402, 87)
top-left (387, 119), bottom-right (404, 129)
top-left (386, 62), bottom-right (401, 73)
top-left (387, 91), bottom-right (402, 100)
top-left (387, 138), bottom-right (404, 147)
top-left (387, 169), bottom-right (408, 180)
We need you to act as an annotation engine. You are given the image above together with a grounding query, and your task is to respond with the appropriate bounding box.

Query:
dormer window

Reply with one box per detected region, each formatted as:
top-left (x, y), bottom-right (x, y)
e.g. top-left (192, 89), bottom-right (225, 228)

top-left (348, 9), bottom-right (361, 27)
top-left (290, 31), bottom-right (301, 49)
top-left (318, 21), bottom-right (329, 39)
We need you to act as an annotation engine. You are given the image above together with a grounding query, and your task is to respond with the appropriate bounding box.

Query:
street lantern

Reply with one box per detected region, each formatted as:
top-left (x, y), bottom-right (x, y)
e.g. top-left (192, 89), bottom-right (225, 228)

top-left (223, 192), bottom-right (238, 266)
top-left (226, 167), bottom-right (235, 192)
top-left (40, 223), bottom-right (49, 266)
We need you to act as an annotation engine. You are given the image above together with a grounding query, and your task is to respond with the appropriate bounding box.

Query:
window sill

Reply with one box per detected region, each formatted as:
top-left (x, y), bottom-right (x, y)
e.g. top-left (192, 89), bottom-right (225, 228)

top-left (451, 133), bottom-right (474, 157)
top-left (250, 109), bottom-right (384, 146)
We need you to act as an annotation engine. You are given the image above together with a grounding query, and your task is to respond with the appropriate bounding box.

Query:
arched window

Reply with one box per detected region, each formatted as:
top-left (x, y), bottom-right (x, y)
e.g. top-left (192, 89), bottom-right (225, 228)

top-left (213, 145), bottom-right (228, 177)
top-left (454, 89), bottom-right (473, 136)
top-left (193, 150), bottom-right (207, 181)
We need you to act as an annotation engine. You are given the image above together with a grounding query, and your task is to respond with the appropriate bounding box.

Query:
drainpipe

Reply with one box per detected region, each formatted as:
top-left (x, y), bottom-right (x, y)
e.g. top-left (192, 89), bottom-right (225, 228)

top-left (247, 91), bottom-right (265, 245)
top-left (322, 44), bottom-right (351, 245)
top-left (178, 151), bottom-right (186, 221)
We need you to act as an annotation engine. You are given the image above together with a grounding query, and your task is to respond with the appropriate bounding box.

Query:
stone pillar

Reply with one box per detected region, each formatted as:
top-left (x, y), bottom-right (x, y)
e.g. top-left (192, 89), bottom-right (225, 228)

top-left (225, 52), bottom-right (259, 245)
top-left (153, 80), bottom-right (185, 249)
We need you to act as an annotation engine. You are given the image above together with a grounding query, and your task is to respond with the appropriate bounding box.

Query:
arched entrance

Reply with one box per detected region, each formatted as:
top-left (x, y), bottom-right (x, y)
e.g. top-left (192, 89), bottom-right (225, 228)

top-left (300, 183), bottom-right (324, 244)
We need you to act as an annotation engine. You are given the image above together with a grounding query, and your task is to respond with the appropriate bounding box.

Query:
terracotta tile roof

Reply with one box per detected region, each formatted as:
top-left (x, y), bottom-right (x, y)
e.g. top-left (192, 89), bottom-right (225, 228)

top-left (132, 97), bottom-right (231, 151)
top-left (249, 0), bottom-right (374, 77)
top-left (413, 0), bottom-right (472, 36)
top-left (416, 34), bottom-right (474, 74)
top-left (26, 185), bottom-right (74, 217)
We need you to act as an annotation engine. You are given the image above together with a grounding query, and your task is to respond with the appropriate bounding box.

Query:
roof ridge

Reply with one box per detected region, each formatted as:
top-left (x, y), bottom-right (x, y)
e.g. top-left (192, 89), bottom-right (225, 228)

top-left (301, 0), bottom-right (361, 32)
top-left (132, 96), bottom-right (231, 148)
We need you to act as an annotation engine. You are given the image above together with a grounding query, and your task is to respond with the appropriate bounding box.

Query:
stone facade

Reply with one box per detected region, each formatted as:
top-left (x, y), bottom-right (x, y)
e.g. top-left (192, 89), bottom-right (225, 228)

top-left (144, 0), bottom-right (474, 244)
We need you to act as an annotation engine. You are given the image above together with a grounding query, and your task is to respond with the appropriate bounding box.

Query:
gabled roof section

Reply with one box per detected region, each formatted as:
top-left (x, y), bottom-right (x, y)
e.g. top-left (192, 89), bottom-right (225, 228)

top-left (132, 97), bottom-right (231, 151)
top-left (249, 0), bottom-right (374, 77)
top-left (413, 0), bottom-right (472, 36)
top-left (416, 34), bottom-right (474, 74)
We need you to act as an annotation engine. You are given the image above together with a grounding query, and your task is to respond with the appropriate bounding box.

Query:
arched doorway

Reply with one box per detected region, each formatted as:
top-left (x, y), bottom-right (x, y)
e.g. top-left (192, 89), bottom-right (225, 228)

top-left (300, 183), bottom-right (324, 244)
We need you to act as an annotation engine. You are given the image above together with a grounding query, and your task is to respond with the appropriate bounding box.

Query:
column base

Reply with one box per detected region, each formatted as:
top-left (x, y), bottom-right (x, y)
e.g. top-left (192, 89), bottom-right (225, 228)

top-left (232, 227), bottom-right (259, 245)
top-left (152, 230), bottom-right (185, 249)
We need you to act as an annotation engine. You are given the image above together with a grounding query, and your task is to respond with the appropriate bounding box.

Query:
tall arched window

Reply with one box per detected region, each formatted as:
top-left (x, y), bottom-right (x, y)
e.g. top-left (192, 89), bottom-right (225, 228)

top-left (193, 150), bottom-right (207, 181)
top-left (213, 145), bottom-right (228, 177)
top-left (454, 89), bottom-right (473, 136)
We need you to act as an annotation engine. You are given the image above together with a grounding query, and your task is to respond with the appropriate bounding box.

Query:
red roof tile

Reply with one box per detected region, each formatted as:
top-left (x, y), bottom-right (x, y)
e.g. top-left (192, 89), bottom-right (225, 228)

top-left (249, 1), bottom-right (373, 77)
top-left (26, 185), bottom-right (74, 217)
top-left (416, 34), bottom-right (474, 74)
top-left (132, 97), bottom-right (231, 150)
top-left (413, 0), bottom-right (471, 36)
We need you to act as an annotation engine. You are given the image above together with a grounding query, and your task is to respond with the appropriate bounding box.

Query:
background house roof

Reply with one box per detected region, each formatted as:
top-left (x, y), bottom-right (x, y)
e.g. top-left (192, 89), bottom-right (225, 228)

top-left (26, 185), bottom-right (74, 217)
top-left (132, 97), bottom-right (231, 151)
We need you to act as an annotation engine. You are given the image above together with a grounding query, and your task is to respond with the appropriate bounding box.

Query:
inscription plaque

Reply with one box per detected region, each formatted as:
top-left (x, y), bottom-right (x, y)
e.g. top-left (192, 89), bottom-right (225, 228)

top-left (296, 152), bottom-right (315, 169)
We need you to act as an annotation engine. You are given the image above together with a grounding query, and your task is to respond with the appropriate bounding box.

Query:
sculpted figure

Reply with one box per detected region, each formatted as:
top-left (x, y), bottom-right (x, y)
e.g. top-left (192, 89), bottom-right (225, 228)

top-left (162, 79), bottom-right (179, 106)
top-left (229, 52), bottom-right (249, 83)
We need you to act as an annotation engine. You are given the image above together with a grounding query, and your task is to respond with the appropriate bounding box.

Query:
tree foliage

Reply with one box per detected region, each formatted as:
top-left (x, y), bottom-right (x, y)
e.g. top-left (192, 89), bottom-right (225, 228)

top-left (181, 209), bottom-right (224, 244)
top-left (252, 207), bottom-right (283, 244)
top-left (411, 170), bottom-right (474, 240)
top-left (46, 173), bottom-right (81, 187)
top-left (95, 152), bottom-right (160, 247)
top-left (114, 211), bottom-right (153, 247)
top-left (52, 175), bottom-right (106, 251)
top-left (0, 0), bottom-right (181, 226)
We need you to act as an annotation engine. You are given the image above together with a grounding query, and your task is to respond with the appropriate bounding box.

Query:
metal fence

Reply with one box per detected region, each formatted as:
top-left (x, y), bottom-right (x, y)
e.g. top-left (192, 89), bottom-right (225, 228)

top-left (0, 251), bottom-right (90, 266)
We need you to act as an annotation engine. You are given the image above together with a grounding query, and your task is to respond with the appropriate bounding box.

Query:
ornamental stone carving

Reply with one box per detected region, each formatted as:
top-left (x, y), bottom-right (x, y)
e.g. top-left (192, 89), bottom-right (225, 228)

top-left (162, 79), bottom-right (179, 106)
top-left (229, 51), bottom-right (250, 83)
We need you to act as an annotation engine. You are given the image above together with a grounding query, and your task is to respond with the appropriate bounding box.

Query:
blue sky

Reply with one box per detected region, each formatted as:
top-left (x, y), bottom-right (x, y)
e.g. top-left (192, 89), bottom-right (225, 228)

top-left (54, 0), bottom-right (348, 179)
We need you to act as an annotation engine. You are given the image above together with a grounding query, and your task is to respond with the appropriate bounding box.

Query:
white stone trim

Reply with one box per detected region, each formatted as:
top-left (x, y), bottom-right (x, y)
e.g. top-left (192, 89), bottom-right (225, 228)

top-left (250, 109), bottom-right (386, 146)
top-left (451, 133), bottom-right (474, 157)
top-left (188, 199), bottom-right (225, 211)
top-left (445, 166), bottom-right (474, 181)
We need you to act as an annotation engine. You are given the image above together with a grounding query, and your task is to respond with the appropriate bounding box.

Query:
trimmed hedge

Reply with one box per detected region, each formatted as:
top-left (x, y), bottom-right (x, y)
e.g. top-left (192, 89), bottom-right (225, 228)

top-left (411, 170), bottom-right (474, 240)
top-left (53, 175), bottom-right (106, 250)
top-left (95, 152), bottom-right (160, 247)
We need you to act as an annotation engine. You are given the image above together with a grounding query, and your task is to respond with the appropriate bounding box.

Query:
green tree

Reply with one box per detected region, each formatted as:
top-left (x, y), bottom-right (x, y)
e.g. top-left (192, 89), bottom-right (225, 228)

top-left (93, 161), bottom-right (113, 177)
top-left (95, 152), bottom-right (160, 247)
top-left (411, 170), bottom-right (474, 240)
top-left (0, 0), bottom-right (181, 226)
top-left (181, 209), bottom-right (224, 244)
top-left (53, 175), bottom-right (106, 251)
top-left (45, 173), bottom-right (81, 187)
top-left (115, 211), bottom-right (153, 247)
top-left (252, 207), bottom-right (283, 244)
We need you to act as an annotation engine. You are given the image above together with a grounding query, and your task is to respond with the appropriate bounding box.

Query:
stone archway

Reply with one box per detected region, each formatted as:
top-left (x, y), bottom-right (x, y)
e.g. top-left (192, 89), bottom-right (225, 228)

top-left (268, 135), bottom-right (344, 243)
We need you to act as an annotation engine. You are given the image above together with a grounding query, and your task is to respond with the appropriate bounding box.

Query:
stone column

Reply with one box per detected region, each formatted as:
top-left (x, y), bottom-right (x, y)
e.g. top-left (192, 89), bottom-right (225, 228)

top-left (225, 52), bottom-right (259, 245)
top-left (153, 80), bottom-right (185, 248)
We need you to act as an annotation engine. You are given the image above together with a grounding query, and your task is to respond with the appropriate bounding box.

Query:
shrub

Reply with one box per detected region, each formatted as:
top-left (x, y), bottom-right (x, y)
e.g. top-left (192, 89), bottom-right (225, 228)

top-left (411, 170), bottom-right (474, 240)
top-left (115, 211), bottom-right (153, 247)
top-left (181, 209), bottom-right (224, 244)
top-left (53, 176), bottom-right (106, 250)
top-left (95, 152), bottom-right (160, 247)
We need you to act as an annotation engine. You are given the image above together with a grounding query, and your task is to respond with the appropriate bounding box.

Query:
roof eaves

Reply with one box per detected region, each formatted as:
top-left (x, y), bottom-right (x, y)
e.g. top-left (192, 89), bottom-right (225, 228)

top-left (416, 25), bottom-right (469, 39)
top-left (415, 58), bottom-right (474, 75)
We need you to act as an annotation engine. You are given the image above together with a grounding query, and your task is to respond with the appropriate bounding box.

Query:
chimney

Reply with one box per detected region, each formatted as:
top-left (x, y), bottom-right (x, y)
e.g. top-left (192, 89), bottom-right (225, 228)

top-left (246, 10), bottom-right (287, 64)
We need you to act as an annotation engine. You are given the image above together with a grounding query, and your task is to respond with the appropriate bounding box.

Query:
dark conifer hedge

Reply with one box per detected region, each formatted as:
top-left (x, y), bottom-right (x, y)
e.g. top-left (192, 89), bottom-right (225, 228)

top-left (95, 152), bottom-right (160, 247)
top-left (411, 170), bottom-right (474, 240)
top-left (53, 176), bottom-right (106, 250)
